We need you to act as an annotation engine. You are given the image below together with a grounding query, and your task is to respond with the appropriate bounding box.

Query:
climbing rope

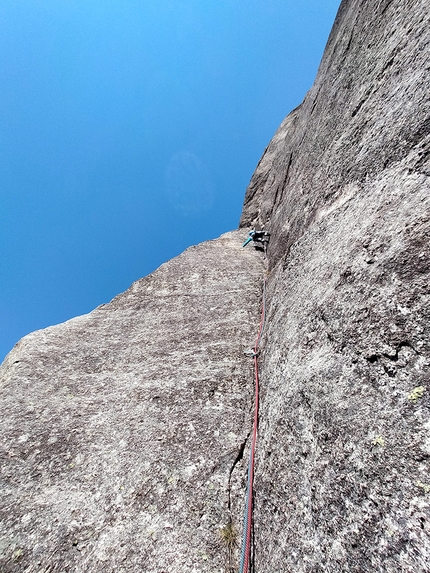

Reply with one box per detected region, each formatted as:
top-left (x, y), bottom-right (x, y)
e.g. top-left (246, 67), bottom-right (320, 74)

top-left (238, 276), bottom-right (266, 573)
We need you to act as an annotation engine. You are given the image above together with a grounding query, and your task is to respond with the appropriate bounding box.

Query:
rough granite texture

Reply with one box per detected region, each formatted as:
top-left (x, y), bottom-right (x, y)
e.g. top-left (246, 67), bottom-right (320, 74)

top-left (1, 0), bottom-right (430, 571)
top-left (0, 231), bottom-right (265, 572)
top-left (240, 0), bottom-right (430, 571)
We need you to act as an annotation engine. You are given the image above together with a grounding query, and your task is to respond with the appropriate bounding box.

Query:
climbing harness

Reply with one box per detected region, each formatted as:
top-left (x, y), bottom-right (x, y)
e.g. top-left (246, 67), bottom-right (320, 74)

top-left (238, 274), bottom-right (267, 573)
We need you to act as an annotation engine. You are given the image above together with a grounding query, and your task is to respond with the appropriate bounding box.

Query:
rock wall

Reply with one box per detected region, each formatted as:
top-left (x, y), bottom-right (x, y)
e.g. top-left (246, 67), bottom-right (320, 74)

top-left (241, 0), bottom-right (430, 571)
top-left (0, 231), bottom-right (264, 572)
top-left (241, 0), bottom-right (429, 269)
top-left (1, 0), bottom-right (429, 572)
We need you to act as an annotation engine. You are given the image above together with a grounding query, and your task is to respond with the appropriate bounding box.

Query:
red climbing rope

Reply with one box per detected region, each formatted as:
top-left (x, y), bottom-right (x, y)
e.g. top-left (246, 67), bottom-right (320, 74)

top-left (239, 277), bottom-right (266, 573)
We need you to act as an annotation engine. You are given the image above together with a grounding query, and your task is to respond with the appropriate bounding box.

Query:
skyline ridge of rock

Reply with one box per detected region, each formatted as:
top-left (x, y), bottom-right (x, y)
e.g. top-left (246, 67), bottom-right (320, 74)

top-left (1, 0), bottom-right (430, 571)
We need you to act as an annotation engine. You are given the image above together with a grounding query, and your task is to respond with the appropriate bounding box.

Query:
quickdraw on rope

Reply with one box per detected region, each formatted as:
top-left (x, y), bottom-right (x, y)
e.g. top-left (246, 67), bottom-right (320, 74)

top-left (238, 276), bottom-right (266, 573)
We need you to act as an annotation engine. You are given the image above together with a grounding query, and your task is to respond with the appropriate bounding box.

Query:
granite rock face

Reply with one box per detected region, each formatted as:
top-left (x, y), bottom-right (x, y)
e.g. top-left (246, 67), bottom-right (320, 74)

top-left (240, 0), bottom-right (430, 571)
top-left (241, 0), bottom-right (429, 269)
top-left (1, 0), bottom-right (430, 571)
top-left (0, 231), bottom-right (265, 572)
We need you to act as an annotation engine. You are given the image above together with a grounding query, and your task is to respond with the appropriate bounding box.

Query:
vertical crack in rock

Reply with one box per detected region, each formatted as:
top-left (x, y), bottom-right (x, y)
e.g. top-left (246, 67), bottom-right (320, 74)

top-left (227, 434), bottom-right (249, 515)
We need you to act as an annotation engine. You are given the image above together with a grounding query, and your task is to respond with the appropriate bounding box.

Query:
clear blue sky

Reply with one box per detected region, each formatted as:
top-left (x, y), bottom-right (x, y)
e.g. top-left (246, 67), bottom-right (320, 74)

top-left (0, 0), bottom-right (340, 361)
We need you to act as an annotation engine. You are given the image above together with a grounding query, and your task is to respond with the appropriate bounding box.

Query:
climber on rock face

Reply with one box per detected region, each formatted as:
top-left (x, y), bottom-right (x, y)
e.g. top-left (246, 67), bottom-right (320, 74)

top-left (242, 229), bottom-right (270, 249)
top-left (251, 230), bottom-right (270, 243)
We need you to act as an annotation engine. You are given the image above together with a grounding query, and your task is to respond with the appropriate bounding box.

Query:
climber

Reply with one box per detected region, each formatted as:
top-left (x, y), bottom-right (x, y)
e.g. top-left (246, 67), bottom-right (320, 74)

top-left (242, 229), bottom-right (270, 250)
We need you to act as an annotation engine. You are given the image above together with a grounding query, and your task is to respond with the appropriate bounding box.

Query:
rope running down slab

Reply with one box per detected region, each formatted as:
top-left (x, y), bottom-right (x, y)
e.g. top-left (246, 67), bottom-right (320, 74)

top-left (238, 276), bottom-right (266, 573)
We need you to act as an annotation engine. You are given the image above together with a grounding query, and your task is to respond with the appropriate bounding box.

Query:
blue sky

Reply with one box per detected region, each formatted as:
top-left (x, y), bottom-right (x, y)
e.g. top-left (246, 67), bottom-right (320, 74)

top-left (0, 0), bottom-right (340, 361)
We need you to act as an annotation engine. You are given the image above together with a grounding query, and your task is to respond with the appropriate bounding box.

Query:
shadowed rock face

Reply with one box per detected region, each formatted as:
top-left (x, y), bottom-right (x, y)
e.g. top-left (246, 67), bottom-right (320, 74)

top-left (1, 0), bottom-right (429, 571)
top-left (0, 231), bottom-right (264, 572)
top-left (240, 0), bottom-right (430, 571)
